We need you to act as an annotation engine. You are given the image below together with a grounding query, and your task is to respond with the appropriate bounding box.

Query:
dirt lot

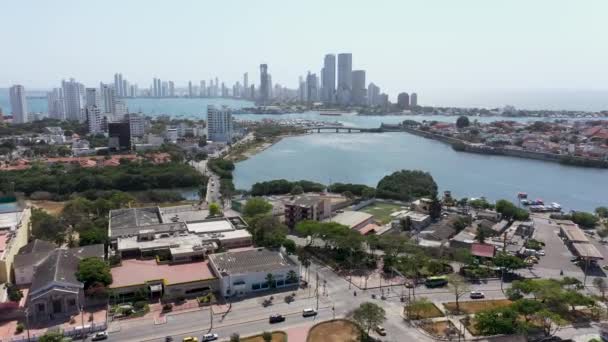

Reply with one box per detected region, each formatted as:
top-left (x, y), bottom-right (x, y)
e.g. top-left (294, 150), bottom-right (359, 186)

top-left (242, 331), bottom-right (287, 342)
top-left (420, 320), bottom-right (459, 338)
top-left (29, 200), bottom-right (66, 215)
top-left (405, 303), bottom-right (445, 319)
top-left (307, 320), bottom-right (361, 342)
top-left (444, 299), bottom-right (512, 314)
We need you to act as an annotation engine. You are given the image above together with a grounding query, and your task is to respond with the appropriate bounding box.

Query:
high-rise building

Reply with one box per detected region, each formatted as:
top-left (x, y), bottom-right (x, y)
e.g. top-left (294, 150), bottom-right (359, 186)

top-left (337, 53), bottom-right (353, 105)
top-left (351, 70), bottom-right (366, 106)
top-left (100, 83), bottom-right (116, 114)
top-left (114, 100), bottom-right (128, 121)
top-left (207, 105), bottom-right (233, 142)
top-left (161, 82), bottom-right (168, 97)
top-left (108, 122), bottom-right (131, 150)
top-left (168, 81), bottom-right (175, 97)
top-left (259, 64), bottom-right (269, 105)
top-left (410, 93), bottom-right (418, 107)
top-left (188, 81), bottom-right (193, 97)
top-left (47, 88), bottom-right (64, 120)
top-left (126, 113), bottom-right (145, 138)
top-left (243, 73), bottom-right (249, 98)
top-left (367, 82), bottom-right (380, 106)
top-left (86, 106), bottom-right (103, 134)
top-left (200, 81), bottom-right (205, 97)
top-left (306, 72), bottom-right (319, 104)
top-left (114, 73), bottom-right (123, 97)
top-left (397, 92), bottom-right (410, 109)
top-left (322, 54), bottom-right (336, 104)
top-left (298, 76), bottom-right (305, 103)
top-left (62, 79), bottom-right (84, 122)
top-left (123, 80), bottom-right (129, 97)
top-left (9, 85), bottom-right (28, 124)
top-left (85, 88), bottom-right (100, 108)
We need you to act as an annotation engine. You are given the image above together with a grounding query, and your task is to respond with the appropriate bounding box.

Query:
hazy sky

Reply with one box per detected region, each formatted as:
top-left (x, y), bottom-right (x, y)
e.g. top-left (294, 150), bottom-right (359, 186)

top-left (2, 0), bottom-right (607, 99)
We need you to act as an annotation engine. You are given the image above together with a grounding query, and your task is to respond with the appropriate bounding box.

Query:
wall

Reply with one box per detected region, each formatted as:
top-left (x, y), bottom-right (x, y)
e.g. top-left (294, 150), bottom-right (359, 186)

top-left (0, 208), bottom-right (31, 283)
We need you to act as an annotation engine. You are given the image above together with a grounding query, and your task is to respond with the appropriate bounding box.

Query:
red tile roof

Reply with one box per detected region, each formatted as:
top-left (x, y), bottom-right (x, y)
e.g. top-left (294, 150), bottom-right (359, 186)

top-left (471, 243), bottom-right (495, 258)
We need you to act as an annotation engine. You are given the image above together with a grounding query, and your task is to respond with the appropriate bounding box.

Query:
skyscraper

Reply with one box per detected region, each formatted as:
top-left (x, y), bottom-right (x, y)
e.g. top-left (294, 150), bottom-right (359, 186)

top-left (306, 72), bottom-right (319, 104)
top-left (410, 93), bottom-right (418, 107)
top-left (47, 88), bottom-right (64, 120)
top-left (100, 83), bottom-right (116, 114)
top-left (367, 82), bottom-right (380, 106)
top-left (243, 73), bottom-right (249, 98)
top-left (397, 92), bottom-right (410, 109)
top-left (114, 73), bottom-right (123, 97)
top-left (86, 106), bottom-right (103, 134)
top-left (207, 105), bottom-right (233, 142)
top-left (188, 81), bottom-right (193, 97)
top-left (259, 64), bottom-right (269, 105)
top-left (161, 82), bottom-right (168, 97)
top-left (62, 78), bottom-right (84, 122)
top-left (200, 81), bottom-right (205, 97)
top-left (351, 70), bottom-right (366, 106)
top-left (85, 88), bottom-right (100, 108)
top-left (9, 85), bottom-right (28, 124)
top-left (337, 53), bottom-right (353, 105)
top-left (168, 81), bottom-right (175, 97)
top-left (322, 54), bottom-right (336, 104)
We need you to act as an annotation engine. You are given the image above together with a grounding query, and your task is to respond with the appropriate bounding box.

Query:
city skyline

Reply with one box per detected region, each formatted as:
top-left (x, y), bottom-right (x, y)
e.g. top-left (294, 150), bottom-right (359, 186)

top-left (2, 0), bottom-right (607, 98)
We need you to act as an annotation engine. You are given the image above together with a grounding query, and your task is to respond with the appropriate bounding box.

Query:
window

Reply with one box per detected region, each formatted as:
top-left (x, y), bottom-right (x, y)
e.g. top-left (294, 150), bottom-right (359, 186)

top-left (37, 303), bottom-right (45, 312)
top-left (261, 283), bottom-right (269, 289)
top-left (68, 299), bottom-right (76, 307)
top-left (252, 283), bottom-right (260, 290)
top-left (276, 280), bottom-right (285, 287)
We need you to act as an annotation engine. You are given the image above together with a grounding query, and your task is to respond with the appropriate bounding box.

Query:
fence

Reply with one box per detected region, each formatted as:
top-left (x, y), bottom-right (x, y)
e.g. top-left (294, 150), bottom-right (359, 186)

top-left (1, 322), bottom-right (107, 342)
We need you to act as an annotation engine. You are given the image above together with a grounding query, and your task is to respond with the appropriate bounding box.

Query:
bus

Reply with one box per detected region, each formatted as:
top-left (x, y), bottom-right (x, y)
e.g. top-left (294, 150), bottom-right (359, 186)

top-left (425, 276), bottom-right (448, 288)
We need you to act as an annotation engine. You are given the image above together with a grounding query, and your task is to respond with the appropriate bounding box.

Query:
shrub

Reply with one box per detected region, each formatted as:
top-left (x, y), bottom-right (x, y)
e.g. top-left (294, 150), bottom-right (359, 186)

top-left (162, 303), bottom-right (173, 312)
top-left (133, 301), bottom-right (147, 311)
top-left (15, 322), bottom-right (24, 334)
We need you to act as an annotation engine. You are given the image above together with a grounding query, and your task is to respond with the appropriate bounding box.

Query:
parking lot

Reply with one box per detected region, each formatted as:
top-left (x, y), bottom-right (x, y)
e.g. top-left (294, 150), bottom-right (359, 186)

top-left (532, 217), bottom-right (583, 274)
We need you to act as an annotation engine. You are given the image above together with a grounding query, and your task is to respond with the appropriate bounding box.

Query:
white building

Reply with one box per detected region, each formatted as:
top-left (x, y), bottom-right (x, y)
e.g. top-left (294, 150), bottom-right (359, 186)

top-left (47, 88), bottom-right (65, 120)
top-left (85, 88), bottom-right (100, 108)
top-left (207, 105), bottom-right (233, 142)
top-left (113, 100), bottom-right (128, 121)
top-left (165, 128), bottom-right (178, 143)
top-left (127, 113), bottom-right (146, 138)
top-left (208, 248), bottom-right (299, 297)
top-left (337, 53), bottom-right (353, 105)
top-left (9, 85), bottom-right (28, 124)
top-left (322, 54), bottom-right (336, 104)
top-left (86, 106), bottom-right (103, 134)
top-left (62, 78), bottom-right (84, 122)
top-left (100, 83), bottom-right (116, 114)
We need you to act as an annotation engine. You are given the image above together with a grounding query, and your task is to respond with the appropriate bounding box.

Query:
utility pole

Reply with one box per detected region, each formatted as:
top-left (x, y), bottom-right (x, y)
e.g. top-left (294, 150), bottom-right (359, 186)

top-left (25, 308), bottom-right (30, 342)
top-left (81, 305), bottom-right (85, 340)
top-left (210, 305), bottom-right (214, 330)
top-left (316, 272), bottom-right (319, 311)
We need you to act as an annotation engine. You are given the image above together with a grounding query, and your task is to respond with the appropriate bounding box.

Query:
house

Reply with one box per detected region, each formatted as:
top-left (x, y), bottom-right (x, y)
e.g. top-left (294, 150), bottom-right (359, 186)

top-left (329, 211), bottom-right (374, 230)
top-left (390, 211), bottom-right (431, 230)
top-left (471, 243), bottom-right (495, 259)
top-left (208, 248), bottom-right (299, 297)
top-left (284, 195), bottom-right (331, 228)
top-left (411, 198), bottom-right (433, 214)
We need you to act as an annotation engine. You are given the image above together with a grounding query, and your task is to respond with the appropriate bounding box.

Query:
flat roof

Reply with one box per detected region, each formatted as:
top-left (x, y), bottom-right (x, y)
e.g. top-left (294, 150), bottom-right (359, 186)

top-left (110, 207), bottom-right (162, 230)
top-left (187, 219), bottom-right (235, 234)
top-left (0, 210), bottom-right (23, 230)
top-left (330, 211), bottom-right (373, 228)
top-left (110, 259), bottom-right (216, 288)
top-left (572, 242), bottom-right (603, 259)
top-left (561, 225), bottom-right (589, 243)
top-left (209, 248), bottom-right (296, 275)
top-left (160, 205), bottom-right (210, 223)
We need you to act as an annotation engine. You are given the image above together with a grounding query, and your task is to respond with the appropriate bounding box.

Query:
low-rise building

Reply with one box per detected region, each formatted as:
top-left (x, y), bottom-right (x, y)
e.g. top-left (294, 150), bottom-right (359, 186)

top-left (411, 198), bottom-right (433, 214)
top-left (209, 248), bottom-right (299, 297)
top-left (390, 210), bottom-right (431, 231)
top-left (0, 207), bottom-right (31, 284)
top-left (329, 211), bottom-right (374, 230)
top-left (284, 195), bottom-right (331, 228)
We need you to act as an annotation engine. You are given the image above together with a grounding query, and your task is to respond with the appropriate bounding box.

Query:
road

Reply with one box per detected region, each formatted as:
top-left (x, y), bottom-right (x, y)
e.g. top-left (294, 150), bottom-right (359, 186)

top-left (191, 160), bottom-right (221, 204)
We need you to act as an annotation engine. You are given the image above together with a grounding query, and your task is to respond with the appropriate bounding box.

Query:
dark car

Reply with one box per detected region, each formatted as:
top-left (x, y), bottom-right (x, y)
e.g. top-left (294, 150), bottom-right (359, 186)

top-left (165, 337), bottom-right (174, 342)
top-left (269, 314), bottom-right (286, 323)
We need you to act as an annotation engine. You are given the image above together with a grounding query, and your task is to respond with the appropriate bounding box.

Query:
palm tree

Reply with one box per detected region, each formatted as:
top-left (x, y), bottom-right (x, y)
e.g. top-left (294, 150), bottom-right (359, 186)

top-left (286, 270), bottom-right (298, 285)
top-left (265, 273), bottom-right (275, 289)
top-left (298, 253), bottom-right (311, 283)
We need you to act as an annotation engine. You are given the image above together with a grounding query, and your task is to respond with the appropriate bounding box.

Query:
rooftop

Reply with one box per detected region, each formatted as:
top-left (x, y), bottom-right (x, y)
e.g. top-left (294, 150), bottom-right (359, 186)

top-left (285, 195), bottom-right (324, 208)
top-left (187, 219), bottom-right (235, 234)
top-left (110, 259), bottom-right (216, 288)
top-left (572, 242), bottom-right (603, 260)
top-left (560, 224), bottom-right (589, 243)
top-left (329, 211), bottom-right (373, 228)
top-left (209, 248), bottom-right (296, 275)
top-left (110, 207), bottom-right (162, 230)
top-left (471, 243), bottom-right (496, 258)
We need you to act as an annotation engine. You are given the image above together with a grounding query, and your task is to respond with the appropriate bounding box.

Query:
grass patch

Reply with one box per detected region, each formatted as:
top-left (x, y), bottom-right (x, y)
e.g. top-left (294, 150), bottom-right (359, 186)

top-left (404, 303), bottom-right (445, 320)
top-left (444, 299), bottom-right (512, 315)
top-left (307, 319), bottom-right (361, 342)
top-left (242, 331), bottom-right (287, 342)
top-left (420, 320), bottom-right (460, 338)
top-left (359, 202), bottom-right (405, 224)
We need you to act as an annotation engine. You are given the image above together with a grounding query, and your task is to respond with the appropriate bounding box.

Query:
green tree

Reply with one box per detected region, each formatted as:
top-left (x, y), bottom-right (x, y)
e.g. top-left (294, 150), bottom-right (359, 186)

top-left (286, 270), bottom-right (298, 284)
top-left (405, 297), bottom-right (434, 320)
top-left (38, 331), bottom-right (65, 342)
top-left (290, 185), bottom-right (304, 195)
top-left (295, 220), bottom-right (323, 246)
top-left (262, 331), bottom-right (272, 342)
top-left (474, 307), bottom-right (518, 336)
top-left (6, 283), bottom-right (23, 302)
top-left (76, 257), bottom-right (112, 289)
top-left (352, 302), bottom-right (386, 335)
top-left (456, 116), bottom-right (470, 129)
top-left (448, 274), bottom-right (469, 313)
top-left (375, 170), bottom-right (438, 201)
top-left (512, 299), bottom-right (543, 323)
top-left (78, 228), bottom-right (107, 246)
top-left (493, 252), bottom-right (526, 290)
top-left (31, 208), bottom-right (67, 245)
top-left (429, 196), bottom-right (442, 220)
top-left (533, 309), bottom-right (564, 337)
top-left (209, 202), bottom-right (221, 217)
top-left (247, 214), bottom-right (288, 248)
top-left (361, 187), bottom-right (376, 199)
top-left (571, 211), bottom-right (599, 229)
top-left (593, 277), bottom-right (607, 300)
top-left (297, 251), bottom-right (311, 283)
top-left (243, 197), bottom-right (272, 218)
top-left (229, 333), bottom-right (240, 342)
top-left (595, 207), bottom-right (608, 219)
top-left (265, 273), bottom-right (275, 289)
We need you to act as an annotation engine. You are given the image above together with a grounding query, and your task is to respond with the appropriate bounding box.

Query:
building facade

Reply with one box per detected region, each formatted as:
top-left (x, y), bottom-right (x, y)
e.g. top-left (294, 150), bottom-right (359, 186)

top-left (351, 70), bottom-right (366, 106)
top-left (9, 85), bottom-right (28, 124)
top-left (62, 79), bottom-right (84, 122)
top-left (337, 53), bottom-right (353, 105)
top-left (397, 92), bottom-right (410, 109)
top-left (322, 54), bottom-right (336, 104)
top-left (207, 105), bottom-right (233, 142)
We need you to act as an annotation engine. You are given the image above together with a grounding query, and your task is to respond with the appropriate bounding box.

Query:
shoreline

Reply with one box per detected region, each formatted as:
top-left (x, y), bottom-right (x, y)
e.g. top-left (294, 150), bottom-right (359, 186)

top-left (225, 132), bottom-right (305, 163)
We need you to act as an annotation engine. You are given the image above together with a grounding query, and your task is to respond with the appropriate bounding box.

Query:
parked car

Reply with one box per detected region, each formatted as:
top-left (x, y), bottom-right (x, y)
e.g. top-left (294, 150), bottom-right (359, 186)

top-left (183, 337), bottom-right (198, 342)
top-left (470, 291), bottom-right (485, 299)
top-left (302, 308), bottom-right (317, 317)
top-left (536, 250), bottom-right (545, 256)
top-left (375, 325), bottom-right (387, 336)
top-left (404, 281), bottom-right (414, 288)
top-left (201, 333), bottom-right (218, 342)
top-left (269, 314), bottom-right (285, 323)
top-left (91, 332), bottom-right (108, 341)
top-left (165, 337), bottom-right (174, 342)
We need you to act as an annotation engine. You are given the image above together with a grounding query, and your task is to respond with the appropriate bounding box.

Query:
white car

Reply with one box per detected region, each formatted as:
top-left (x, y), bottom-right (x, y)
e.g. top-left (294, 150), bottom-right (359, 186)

top-left (91, 332), bottom-right (108, 341)
top-left (302, 308), bottom-right (317, 317)
top-left (470, 291), bottom-right (485, 299)
top-left (201, 334), bottom-right (218, 342)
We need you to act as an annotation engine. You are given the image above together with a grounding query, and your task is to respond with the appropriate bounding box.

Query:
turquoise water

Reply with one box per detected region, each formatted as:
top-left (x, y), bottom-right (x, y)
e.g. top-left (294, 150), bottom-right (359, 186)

top-left (234, 132), bottom-right (608, 212)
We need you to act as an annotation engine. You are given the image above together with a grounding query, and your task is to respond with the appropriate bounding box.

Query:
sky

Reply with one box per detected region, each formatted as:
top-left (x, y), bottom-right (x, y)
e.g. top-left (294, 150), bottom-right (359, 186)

top-left (2, 0), bottom-right (608, 104)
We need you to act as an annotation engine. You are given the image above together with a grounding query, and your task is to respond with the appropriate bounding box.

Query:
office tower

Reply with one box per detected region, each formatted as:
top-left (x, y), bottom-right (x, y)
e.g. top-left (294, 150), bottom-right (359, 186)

top-left (207, 105), bottom-right (233, 142)
top-left (62, 79), bottom-right (84, 122)
top-left (367, 82), bottom-right (380, 106)
top-left (85, 88), bottom-right (100, 108)
top-left (126, 113), bottom-right (145, 138)
top-left (100, 83), bottom-right (116, 114)
top-left (397, 92), bottom-right (410, 109)
top-left (156, 78), bottom-right (162, 97)
top-left (86, 106), bottom-right (103, 134)
top-left (298, 76), bottom-right (305, 103)
top-left (9, 85), bottom-right (28, 124)
top-left (337, 53), bottom-right (353, 105)
top-left (214, 77), bottom-right (219, 96)
top-left (108, 122), bottom-right (131, 150)
top-left (410, 93), bottom-right (418, 107)
top-left (114, 73), bottom-right (123, 97)
top-left (123, 80), bottom-right (129, 97)
top-left (322, 54), bottom-right (336, 104)
top-left (114, 100), bottom-right (128, 121)
top-left (306, 72), bottom-right (319, 104)
top-left (130, 84), bottom-right (138, 97)
top-left (47, 88), bottom-right (65, 120)
top-left (259, 64), bottom-right (269, 105)
top-left (168, 81), bottom-right (175, 97)
top-left (188, 81), bottom-right (193, 97)
top-left (161, 82), bottom-right (168, 97)
top-left (351, 70), bottom-right (366, 106)
top-left (243, 73), bottom-right (249, 98)
top-left (152, 78), bottom-right (158, 97)
top-left (250, 85), bottom-right (255, 99)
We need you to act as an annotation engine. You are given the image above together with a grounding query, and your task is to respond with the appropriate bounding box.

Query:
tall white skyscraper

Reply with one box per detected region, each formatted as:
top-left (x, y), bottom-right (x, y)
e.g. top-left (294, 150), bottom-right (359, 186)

top-left (114, 73), bottom-right (123, 97)
top-left (9, 85), bottom-right (28, 124)
top-left (207, 105), bottom-right (233, 142)
top-left (85, 88), bottom-right (100, 108)
top-left (259, 64), bottom-right (270, 105)
top-left (367, 82), bottom-right (380, 106)
top-left (114, 100), bottom-right (128, 121)
top-left (351, 70), bottom-right (366, 106)
top-left (47, 88), bottom-right (65, 120)
top-left (168, 81), bottom-right (175, 97)
top-left (322, 54), bottom-right (336, 104)
top-left (127, 113), bottom-right (145, 138)
top-left (188, 81), bottom-right (193, 97)
top-left (100, 83), bottom-right (116, 114)
top-left (62, 79), bottom-right (84, 122)
top-left (243, 73), bottom-right (249, 98)
top-left (337, 53), bottom-right (353, 105)
top-left (306, 72), bottom-right (319, 104)
top-left (410, 93), bottom-right (418, 107)
top-left (86, 106), bottom-right (103, 134)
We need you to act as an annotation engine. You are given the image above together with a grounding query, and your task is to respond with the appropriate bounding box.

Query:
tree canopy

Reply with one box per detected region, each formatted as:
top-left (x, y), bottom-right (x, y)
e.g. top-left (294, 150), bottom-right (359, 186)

top-left (352, 302), bottom-right (386, 334)
top-left (243, 197), bottom-right (273, 218)
top-left (376, 170), bottom-right (438, 201)
top-left (76, 257), bottom-right (112, 289)
top-left (571, 211), bottom-right (599, 229)
top-left (250, 179), bottom-right (325, 196)
top-left (495, 199), bottom-right (530, 221)
top-left (456, 116), bottom-right (470, 129)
